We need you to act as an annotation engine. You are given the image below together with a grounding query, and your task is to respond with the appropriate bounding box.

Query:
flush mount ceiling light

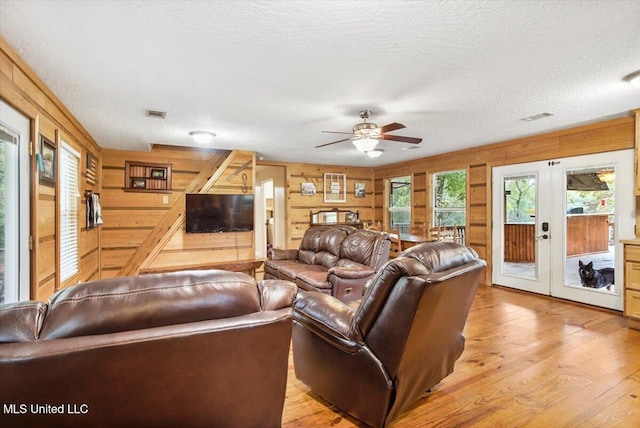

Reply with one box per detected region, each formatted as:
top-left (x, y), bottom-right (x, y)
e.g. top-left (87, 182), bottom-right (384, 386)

top-left (189, 131), bottom-right (216, 144)
top-left (624, 70), bottom-right (640, 88)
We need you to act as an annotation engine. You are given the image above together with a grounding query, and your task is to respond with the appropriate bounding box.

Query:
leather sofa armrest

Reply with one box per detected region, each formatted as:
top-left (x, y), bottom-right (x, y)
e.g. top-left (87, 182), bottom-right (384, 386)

top-left (328, 266), bottom-right (375, 279)
top-left (0, 301), bottom-right (47, 343)
top-left (268, 248), bottom-right (299, 260)
top-left (293, 291), bottom-right (362, 352)
top-left (258, 280), bottom-right (298, 311)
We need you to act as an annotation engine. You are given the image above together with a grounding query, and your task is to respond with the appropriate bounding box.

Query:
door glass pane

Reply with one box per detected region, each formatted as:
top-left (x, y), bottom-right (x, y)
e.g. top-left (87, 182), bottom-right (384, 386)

top-left (502, 174), bottom-right (536, 278)
top-left (564, 167), bottom-right (616, 293)
top-left (0, 130), bottom-right (19, 304)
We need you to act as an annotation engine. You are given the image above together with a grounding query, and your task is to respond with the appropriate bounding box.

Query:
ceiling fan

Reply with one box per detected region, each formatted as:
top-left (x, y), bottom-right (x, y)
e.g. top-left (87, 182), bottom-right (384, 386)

top-left (315, 110), bottom-right (422, 157)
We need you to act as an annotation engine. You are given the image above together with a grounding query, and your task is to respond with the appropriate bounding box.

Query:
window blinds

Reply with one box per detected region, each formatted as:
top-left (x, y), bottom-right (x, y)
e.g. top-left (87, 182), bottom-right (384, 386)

top-left (60, 142), bottom-right (80, 282)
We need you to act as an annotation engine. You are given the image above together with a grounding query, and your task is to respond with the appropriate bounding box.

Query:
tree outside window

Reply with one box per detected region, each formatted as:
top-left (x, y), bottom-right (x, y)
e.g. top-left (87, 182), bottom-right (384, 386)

top-left (389, 176), bottom-right (411, 231)
top-left (504, 175), bottom-right (536, 223)
top-left (433, 170), bottom-right (466, 226)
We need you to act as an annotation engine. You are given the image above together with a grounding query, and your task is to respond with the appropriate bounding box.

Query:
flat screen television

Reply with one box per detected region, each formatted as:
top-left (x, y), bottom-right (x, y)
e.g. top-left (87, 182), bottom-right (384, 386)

top-left (185, 194), bottom-right (254, 233)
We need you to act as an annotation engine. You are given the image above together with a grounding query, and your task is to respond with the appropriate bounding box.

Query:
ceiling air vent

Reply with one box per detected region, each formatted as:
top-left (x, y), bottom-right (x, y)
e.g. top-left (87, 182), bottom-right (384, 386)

top-left (521, 112), bottom-right (554, 122)
top-left (146, 109), bottom-right (167, 119)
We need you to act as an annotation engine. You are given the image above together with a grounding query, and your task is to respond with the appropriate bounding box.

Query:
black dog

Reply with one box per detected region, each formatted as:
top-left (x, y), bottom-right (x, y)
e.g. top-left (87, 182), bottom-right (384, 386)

top-left (578, 260), bottom-right (614, 289)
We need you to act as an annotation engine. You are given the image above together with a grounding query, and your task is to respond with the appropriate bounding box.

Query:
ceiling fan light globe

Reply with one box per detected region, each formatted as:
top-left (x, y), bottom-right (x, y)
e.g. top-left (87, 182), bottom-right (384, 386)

top-left (353, 138), bottom-right (379, 152)
top-left (366, 150), bottom-right (383, 158)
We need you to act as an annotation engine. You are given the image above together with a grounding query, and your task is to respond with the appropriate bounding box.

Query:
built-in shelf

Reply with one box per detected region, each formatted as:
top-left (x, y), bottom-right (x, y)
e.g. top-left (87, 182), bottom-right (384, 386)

top-left (124, 161), bottom-right (172, 193)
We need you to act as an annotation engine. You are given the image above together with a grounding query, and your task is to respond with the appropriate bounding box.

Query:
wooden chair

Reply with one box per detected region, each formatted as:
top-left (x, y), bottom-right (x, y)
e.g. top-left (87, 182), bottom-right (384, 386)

top-left (427, 225), bottom-right (442, 241)
top-left (385, 226), bottom-right (402, 258)
top-left (364, 221), bottom-right (382, 231)
top-left (455, 225), bottom-right (466, 245)
top-left (440, 225), bottom-right (458, 242)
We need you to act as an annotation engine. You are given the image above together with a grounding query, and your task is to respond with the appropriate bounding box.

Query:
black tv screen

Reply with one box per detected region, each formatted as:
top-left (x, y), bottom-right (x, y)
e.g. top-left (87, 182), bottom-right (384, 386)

top-left (185, 194), bottom-right (254, 233)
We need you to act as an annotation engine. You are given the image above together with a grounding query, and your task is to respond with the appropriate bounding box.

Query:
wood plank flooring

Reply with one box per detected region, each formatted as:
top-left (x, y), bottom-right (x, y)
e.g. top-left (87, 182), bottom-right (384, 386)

top-left (281, 285), bottom-right (640, 427)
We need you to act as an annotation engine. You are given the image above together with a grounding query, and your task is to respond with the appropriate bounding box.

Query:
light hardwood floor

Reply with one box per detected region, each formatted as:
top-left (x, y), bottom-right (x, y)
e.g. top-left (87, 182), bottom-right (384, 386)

top-left (282, 285), bottom-right (640, 427)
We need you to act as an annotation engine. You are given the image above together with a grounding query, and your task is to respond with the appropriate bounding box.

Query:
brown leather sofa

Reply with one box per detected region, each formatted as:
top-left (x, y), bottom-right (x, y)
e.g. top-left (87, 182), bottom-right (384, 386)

top-left (291, 241), bottom-right (486, 427)
top-left (0, 270), bottom-right (297, 428)
top-left (264, 225), bottom-right (391, 302)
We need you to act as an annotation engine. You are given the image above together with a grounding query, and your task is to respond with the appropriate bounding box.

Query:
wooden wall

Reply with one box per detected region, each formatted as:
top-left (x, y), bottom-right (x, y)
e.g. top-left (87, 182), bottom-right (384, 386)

top-left (283, 163), bottom-right (375, 247)
top-left (374, 116), bottom-right (636, 284)
top-left (0, 37), bottom-right (101, 300)
top-left (100, 146), bottom-right (254, 277)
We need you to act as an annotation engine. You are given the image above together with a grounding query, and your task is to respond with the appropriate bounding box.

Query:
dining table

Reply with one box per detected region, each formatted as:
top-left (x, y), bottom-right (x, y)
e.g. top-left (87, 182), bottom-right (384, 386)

top-left (399, 233), bottom-right (435, 249)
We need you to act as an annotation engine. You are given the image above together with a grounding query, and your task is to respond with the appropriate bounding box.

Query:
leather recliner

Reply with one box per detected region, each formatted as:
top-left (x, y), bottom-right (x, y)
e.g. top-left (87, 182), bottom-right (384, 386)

top-left (0, 270), bottom-right (297, 428)
top-left (291, 241), bottom-right (486, 428)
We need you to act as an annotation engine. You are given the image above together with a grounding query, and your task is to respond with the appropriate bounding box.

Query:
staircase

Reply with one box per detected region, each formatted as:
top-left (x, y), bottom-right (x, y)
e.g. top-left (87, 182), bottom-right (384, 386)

top-left (117, 149), bottom-right (240, 277)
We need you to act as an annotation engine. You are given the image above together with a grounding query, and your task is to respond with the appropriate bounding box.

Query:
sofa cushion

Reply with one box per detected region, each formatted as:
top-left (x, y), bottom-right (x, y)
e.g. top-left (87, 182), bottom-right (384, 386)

top-left (314, 228), bottom-right (349, 268)
top-left (277, 261), bottom-right (321, 281)
top-left (264, 258), bottom-right (297, 272)
top-left (298, 249), bottom-right (316, 265)
top-left (0, 301), bottom-right (47, 343)
top-left (39, 270), bottom-right (262, 340)
top-left (300, 227), bottom-right (327, 251)
top-left (340, 230), bottom-right (380, 266)
top-left (296, 269), bottom-right (332, 291)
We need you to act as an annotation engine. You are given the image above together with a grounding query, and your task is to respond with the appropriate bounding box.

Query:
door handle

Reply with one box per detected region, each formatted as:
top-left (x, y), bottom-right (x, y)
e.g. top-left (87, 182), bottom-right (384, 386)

top-left (536, 234), bottom-right (549, 240)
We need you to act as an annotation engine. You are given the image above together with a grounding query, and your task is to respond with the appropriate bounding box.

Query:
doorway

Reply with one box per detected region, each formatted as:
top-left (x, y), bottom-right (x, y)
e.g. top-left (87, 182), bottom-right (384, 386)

top-left (255, 165), bottom-right (286, 258)
top-left (0, 100), bottom-right (31, 303)
top-left (492, 150), bottom-right (634, 310)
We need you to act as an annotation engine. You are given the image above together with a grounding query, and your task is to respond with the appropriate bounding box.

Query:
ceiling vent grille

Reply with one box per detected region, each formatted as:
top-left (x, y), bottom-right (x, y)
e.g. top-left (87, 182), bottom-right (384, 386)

top-left (521, 112), bottom-right (554, 122)
top-left (146, 109), bottom-right (167, 119)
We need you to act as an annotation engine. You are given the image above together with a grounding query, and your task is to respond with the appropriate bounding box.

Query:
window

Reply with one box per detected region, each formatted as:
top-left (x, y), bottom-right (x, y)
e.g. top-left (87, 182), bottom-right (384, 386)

top-left (504, 174), bottom-right (535, 223)
top-left (389, 176), bottom-right (411, 233)
top-left (59, 141), bottom-right (80, 282)
top-left (433, 170), bottom-right (466, 226)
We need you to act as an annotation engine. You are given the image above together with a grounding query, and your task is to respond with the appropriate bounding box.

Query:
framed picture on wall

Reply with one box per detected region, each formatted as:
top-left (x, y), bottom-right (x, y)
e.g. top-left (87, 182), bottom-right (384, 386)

top-left (150, 168), bottom-right (166, 178)
top-left (131, 178), bottom-right (146, 189)
top-left (323, 173), bottom-right (346, 203)
top-left (39, 135), bottom-right (56, 187)
top-left (301, 182), bottom-right (316, 195)
top-left (355, 182), bottom-right (365, 198)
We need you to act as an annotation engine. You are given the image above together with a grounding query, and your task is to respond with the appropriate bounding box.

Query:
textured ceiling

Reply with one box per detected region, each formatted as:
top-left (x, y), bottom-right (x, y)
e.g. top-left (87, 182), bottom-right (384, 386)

top-left (1, 0), bottom-right (639, 166)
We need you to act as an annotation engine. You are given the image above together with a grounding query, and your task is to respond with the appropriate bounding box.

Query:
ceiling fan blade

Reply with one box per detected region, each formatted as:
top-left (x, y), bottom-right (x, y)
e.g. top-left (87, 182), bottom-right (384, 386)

top-left (380, 134), bottom-right (422, 144)
top-left (321, 130), bottom-right (353, 135)
top-left (315, 138), bottom-right (352, 148)
top-left (377, 122), bottom-right (406, 134)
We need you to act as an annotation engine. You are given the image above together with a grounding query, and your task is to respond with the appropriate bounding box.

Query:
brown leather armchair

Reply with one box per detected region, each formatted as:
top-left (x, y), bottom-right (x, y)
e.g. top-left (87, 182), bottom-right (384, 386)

top-left (291, 241), bottom-right (486, 428)
top-left (0, 270), bottom-right (297, 428)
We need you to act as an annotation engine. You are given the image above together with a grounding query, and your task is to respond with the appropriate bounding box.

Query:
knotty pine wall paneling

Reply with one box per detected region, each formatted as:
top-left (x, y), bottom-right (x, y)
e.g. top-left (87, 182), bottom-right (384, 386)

top-left (143, 150), bottom-right (255, 273)
top-left (285, 163), bottom-right (374, 248)
top-left (374, 116), bottom-right (636, 285)
top-left (101, 147), bottom-right (254, 277)
top-left (1, 37), bottom-right (101, 300)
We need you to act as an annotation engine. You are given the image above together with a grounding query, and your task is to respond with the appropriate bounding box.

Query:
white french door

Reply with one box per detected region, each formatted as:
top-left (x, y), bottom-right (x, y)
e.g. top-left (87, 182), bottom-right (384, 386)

top-left (492, 150), bottom-right (634, 310)
top-left (0, 99), bottom-right (31, 303)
